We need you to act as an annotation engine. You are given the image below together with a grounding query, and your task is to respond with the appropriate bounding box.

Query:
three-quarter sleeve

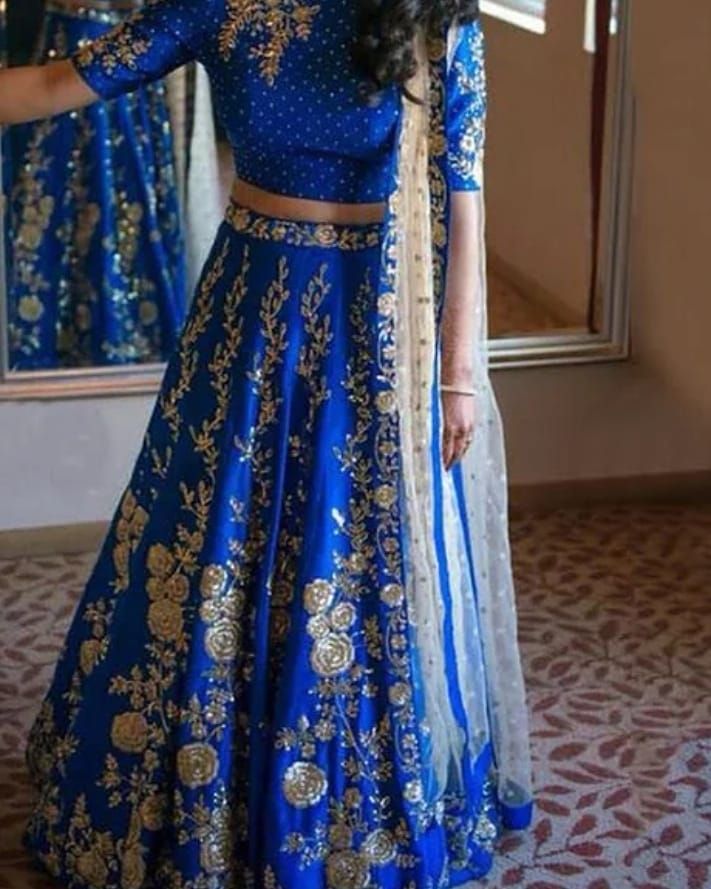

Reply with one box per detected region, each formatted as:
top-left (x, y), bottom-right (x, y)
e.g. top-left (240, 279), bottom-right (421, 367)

top-left (445, 18), bottom-right (487, 191)
top-left (71, 0), bottom-right (202, 100)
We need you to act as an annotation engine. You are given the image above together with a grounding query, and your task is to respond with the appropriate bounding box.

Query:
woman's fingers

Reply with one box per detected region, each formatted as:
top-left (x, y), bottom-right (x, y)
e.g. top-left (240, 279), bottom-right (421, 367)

top-left (441, 392), bottom-right (475, 470)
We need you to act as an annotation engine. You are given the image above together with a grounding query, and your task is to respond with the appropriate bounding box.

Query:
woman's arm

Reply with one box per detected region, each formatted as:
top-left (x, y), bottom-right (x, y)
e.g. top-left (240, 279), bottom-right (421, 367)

top-left (440, 191), bottom-right (478, 470)
top-left (0, 61), bottom-right (97, 126)
top-left (439, 20), bottom-right (487, 470)
top-left (1, 0), bottom-right (204, 126)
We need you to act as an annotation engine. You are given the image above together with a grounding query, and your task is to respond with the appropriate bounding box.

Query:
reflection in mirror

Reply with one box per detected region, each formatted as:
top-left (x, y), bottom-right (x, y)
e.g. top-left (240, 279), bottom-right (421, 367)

top-left (483, 0), bottom-right (630, 355)
top-left (1, 0), bottom-right (221, 372)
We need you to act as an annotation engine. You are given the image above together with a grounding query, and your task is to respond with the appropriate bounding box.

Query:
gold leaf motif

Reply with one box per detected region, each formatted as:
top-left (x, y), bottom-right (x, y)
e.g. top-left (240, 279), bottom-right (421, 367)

top-left (120, 843), bottom-right (146, 889)
top-left (219, 0), bottom-right (321, 86)
top-left (75, 848), bottom-right (109, 887)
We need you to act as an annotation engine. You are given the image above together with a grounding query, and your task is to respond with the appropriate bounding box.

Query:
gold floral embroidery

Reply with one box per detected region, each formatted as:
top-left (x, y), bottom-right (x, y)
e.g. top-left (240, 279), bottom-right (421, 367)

top-left (219, 0), bottom-right (321, 85)
top-left (74, 13), bottom-right (151, 73)
top-left (226, 202), bottom-right (382, 250)
top-left (282, 761), bottom-right (328, 808)
top-left (447, 23), bottom-right (487, 188)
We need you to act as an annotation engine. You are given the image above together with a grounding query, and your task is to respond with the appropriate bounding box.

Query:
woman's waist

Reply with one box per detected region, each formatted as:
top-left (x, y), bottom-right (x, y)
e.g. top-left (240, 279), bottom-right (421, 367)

top-left (231, 146), bottom-right (394, 209)
top-left (229, 179), bottom-right (386, 227)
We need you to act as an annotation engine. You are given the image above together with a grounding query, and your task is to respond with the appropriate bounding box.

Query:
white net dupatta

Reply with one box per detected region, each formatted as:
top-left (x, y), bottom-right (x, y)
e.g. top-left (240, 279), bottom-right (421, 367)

top-left (388, 26), bottom-right (533, 819)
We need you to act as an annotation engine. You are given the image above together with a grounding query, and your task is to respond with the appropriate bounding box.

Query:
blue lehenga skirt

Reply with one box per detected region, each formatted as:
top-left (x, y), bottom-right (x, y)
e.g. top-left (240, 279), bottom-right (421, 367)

top-left (24, 202), bottom-right (520, 889)
top-left (5, 2), bottom-right (186, 370)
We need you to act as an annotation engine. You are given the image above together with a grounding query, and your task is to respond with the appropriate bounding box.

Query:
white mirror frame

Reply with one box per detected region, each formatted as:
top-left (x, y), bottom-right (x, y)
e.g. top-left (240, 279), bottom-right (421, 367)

top-left (0, 0), bottom-right (632, 398)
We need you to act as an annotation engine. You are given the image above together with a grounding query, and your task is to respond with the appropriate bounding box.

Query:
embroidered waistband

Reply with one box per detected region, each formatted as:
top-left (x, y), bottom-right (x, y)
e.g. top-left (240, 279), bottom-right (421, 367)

top-left (225, 200), bottom-right (383, 251)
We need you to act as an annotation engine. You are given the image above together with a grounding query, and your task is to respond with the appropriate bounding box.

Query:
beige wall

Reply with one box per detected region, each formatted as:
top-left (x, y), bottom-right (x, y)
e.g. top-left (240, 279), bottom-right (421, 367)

top-left (1, 0), bottom-right (710, 530)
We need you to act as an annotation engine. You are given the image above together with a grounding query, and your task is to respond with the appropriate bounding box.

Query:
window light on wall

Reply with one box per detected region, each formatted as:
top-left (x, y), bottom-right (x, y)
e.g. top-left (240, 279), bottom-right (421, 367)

top-left (479, 0), bottom-right (547, 35)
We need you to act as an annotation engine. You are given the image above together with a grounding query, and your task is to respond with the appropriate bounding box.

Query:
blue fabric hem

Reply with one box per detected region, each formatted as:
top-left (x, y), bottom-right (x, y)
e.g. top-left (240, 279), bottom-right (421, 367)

top-left (501, 799), bottom-right (534, 831)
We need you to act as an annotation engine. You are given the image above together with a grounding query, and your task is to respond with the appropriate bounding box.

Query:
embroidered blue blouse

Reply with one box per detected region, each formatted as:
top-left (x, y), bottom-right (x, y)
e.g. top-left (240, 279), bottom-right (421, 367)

top-left (71, 0), bottom-right (486, 202)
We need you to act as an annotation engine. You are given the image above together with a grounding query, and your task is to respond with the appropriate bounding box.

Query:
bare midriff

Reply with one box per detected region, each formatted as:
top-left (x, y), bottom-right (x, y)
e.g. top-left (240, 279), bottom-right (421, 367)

top-left (230, 178), bottom-right (387, 225)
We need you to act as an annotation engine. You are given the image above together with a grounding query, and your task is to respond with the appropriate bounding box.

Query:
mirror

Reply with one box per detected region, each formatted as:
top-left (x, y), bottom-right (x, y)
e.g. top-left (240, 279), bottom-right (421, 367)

top-left (0, 0), bottom-right (632, 398)
top-left (483, 0), bottom-right (632, 365)
top-left (0, 0), bottom-right (225, 395)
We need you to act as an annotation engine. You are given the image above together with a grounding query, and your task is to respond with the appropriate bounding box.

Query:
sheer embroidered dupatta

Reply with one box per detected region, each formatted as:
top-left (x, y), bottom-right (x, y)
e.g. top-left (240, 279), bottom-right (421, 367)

top-left (379, 24), bottom-right (534, 827)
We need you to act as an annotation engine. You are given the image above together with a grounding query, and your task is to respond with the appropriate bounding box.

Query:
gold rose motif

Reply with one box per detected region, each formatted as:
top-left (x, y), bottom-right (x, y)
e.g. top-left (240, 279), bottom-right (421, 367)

top-left (200, 564), bottom-right (228, 597)
top-left (314, 225), bottom-right (338, 247)
top-left (146, 577), bottom-right (165, 601)
top-left (343, 787), bottom-right (362, 808)
top-left (146, 543), bottom-right (175, 579)
top-left (75, 848), bottom-right (109, 887)
top-left (362, 828), bottom-right (397, 865)
top-left (79, 639), bottom-right (102, 676)
top-left (373, 484), bottom-right (397, 510)
top-left (204, 621), bottom-right (240, 662)
top-left (306, 614), bottom-right (330, 639)
top-left (403, 779), bottom-right (423, 803)
top-left (375, 390), bottom-right (397, 415)
top-left (379, 582), bottom-right (404, 607)
top-left (147, 599), bottom-right (184, 642)
top-left (325, 849), bottom-right (370, 889)
top-left (310, 632), bottom-right (355, 677)
top-left (120, 844), bottom-right (146, 889)
top-left (113, 541), bottom-right (130, 577)
top-left (199, 599), bottom-right (220, 623)
top-left (165, 573), bottom-right (190, 603)
top-left (303, 578), bottom-right (335, 615)
top-left (328, 822), bottom-right (353, 850)
top-left (138, 793), bottom-right (165, 831)
top-left (388, 682), bottom-right (411, 707)
top-left (282, 761), bottom-right (328, 808)
top-left (177, 742), bottom-right (219, 789)
top-left (111, 712), bottom-right (149, 754)
top-left (272, 578), bottom-right (293, 606)
top-left (347, 551), bottom-right (368, 573)
top-left (330, 602), bottom-right (356, 631)
top-left (270, 608), bottom-right (291, 643)
top-left (199, 835), bottom-right (231, 874)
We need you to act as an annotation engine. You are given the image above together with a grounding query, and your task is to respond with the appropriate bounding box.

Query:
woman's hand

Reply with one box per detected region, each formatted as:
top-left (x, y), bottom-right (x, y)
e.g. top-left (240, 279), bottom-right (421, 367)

top-left (0, 61), bottom-right (96, 126)
top-left (441, 390), bottom-right (475, 471)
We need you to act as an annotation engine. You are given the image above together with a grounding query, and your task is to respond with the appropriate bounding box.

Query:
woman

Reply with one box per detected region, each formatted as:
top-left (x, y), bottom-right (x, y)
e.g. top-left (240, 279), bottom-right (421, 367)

top-left (0, 0), bottom-right (534, 885)
top-left (5, 0), bottom-right (187, 370)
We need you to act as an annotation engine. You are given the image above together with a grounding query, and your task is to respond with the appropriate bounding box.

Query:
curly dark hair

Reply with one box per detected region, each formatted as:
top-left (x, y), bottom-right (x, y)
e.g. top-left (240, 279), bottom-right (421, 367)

top-left (353, 0), bottom-right (480, 101)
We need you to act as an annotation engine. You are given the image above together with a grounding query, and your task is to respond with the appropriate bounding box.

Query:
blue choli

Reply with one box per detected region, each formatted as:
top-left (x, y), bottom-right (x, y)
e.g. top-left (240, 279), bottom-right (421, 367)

top-left (71, 0), bottom-right (486, 201)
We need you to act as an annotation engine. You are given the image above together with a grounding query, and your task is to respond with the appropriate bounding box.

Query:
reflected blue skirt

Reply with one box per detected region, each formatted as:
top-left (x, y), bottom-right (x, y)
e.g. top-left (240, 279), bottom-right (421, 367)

top-left (23, 203), bottom-right (512, 888)
top-left (5, 5), bottom-right (185, 370)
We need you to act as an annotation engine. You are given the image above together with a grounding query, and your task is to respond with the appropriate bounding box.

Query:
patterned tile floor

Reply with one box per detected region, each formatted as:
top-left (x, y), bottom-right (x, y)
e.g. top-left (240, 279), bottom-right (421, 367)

top-left (1, 504), bottom-right (710, 888)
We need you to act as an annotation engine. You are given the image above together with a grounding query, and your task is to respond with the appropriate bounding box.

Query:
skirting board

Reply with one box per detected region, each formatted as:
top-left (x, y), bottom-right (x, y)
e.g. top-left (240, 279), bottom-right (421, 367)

top-left (2, 470), bottom-right (711, 560)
